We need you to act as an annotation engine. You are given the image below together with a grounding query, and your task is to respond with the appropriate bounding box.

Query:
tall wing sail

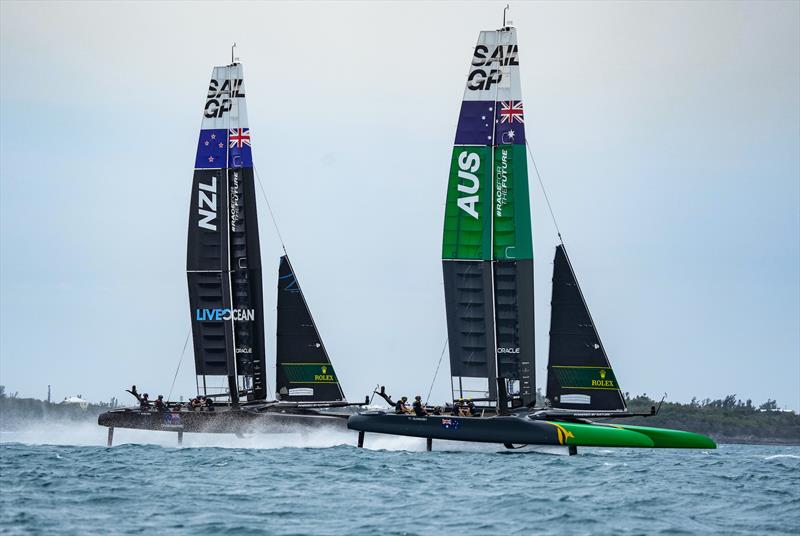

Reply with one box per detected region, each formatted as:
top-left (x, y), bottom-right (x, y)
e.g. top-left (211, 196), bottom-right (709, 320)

top-left (443, 27), bottom-right (535, 409)
top-left (187, 63), bottom-right (267, 403)
top-left (546, 245), bottom-right (627, 411)
top-left (275, 256), bottom-right (345, 402)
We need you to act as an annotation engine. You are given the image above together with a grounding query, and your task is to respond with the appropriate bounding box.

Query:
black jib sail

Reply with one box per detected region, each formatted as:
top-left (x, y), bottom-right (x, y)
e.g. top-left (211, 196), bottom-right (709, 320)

top-left (275, 256), bottom-right (345, 402)
top-left (187, 63), bottom-right (267, 404)
top-left (546, 245), bottom-right (627, 412)
top-left (442, 26), bottom-right (535, 410)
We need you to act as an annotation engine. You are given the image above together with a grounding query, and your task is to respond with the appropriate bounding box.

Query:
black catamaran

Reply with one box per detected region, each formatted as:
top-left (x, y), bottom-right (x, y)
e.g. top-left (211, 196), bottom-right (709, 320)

top-left (348, 15), bottom-right (715, 453)
top-left (99, 59), bottom-right (361, 444)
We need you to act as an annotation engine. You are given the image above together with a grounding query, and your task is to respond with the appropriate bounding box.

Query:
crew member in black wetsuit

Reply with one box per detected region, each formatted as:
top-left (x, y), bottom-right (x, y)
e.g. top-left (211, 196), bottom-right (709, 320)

top-left (205, 397), bottom-right (214, 411)
top-left (126, 385), bottom-right (141, 403)
top-left (394, 396), bottom-right (409, 414)
top-left (466, 399), bottom-right (479, 417)
top-left (451, 398), bottom-right (462, 416)
top-left (412, 396), bottom-right (428, 416)
top-left (139, 393), bottom-right (151, 411)
top-left (154, 395), bottom-right (166, 412)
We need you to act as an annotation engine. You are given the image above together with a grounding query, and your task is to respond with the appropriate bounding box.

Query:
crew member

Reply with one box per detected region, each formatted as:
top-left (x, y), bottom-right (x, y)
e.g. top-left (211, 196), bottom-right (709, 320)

top-left (154, 395), bottom-right (166, 412)
top-left (139, 393), bottom-right (150, 411)
top-left (394, 396), bottom-right (409, 414)
top-left (205, 397), bottom-right (214, 411)
top-left (451, 398), bottom-right (463, 416)
top-left (126, 385), bottom-right (141, 402)
top-left (412, 396), bottom-right (427, 416)
top-left (466, 399), bottom-right (479, 417)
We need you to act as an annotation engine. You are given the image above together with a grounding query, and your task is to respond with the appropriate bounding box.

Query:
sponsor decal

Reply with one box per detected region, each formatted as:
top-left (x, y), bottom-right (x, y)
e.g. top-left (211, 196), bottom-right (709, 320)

top-left (551, 366), bottom-right (619, 391)
top-left (197, 176), bottom-right (218, 231)
top-left (163, 413), bottom-right (181, 426)
top-left (456, 150), bottom-right (481, 219)
top-left (497, 347), bottom-right (519, 354)
top-left (314, 365), bottom-right (334, 382)
top-left (441, 418), bottom-right (461, 431)
top-left (235, 347), bottom-right (252, 354)
top-left (467, 45), bottom-right (518, 91)
top-left (205, 78), bottom-right (245, 118)
top-left (592, 368), bottom-right (615, 388)
top-left (230, 171), bottom-right (240, 232)
top-left (281, 363), bottom-right (338, 384)
top-left (195, 308), bottom-right (255, 321)
top-left (495, 148), bottom-right (509, 218)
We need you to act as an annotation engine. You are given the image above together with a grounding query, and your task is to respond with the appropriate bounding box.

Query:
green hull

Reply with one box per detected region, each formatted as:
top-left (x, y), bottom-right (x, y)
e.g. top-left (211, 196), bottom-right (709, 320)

top-left (555, 422), bottom-right (716, 449)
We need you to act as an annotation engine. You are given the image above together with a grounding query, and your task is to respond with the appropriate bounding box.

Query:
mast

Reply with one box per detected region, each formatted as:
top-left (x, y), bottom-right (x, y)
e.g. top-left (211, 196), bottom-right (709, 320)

top-left (187, 61), bottom-right (267, 405)
top-left (442, 23), bottom-right (535, 410)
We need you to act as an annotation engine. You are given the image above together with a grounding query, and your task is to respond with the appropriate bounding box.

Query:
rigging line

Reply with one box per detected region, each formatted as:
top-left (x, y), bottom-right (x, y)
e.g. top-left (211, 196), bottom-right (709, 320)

top-left (167, 329), bottom-right (192, 402)
top-left (425, 337), bottom-right (449, 406)
top-left (525, 138), bottom-right (564, 245)
top-left (253, 165), bottom-right (288, 256)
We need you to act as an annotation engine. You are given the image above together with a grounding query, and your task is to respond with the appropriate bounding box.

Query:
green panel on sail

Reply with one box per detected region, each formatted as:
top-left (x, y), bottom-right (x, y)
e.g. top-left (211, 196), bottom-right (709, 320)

top-left (442, 146), bottom-right (493, 260)
top-left (492, 144), bottom-right (532, 260)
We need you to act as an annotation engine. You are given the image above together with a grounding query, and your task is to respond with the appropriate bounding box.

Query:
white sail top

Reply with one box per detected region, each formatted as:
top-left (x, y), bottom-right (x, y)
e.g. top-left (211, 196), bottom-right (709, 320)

top-left (201, 63), bottom-right (249, 130)
top-left (462, 28), bottom-right (522, 103)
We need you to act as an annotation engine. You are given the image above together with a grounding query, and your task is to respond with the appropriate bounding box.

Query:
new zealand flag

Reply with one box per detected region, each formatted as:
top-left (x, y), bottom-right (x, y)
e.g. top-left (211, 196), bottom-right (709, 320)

top-left (454, 100), bottom-right (526, 146)
top-left (195, 129), bottom-right (228, 169)
top-left (195, 128), bottom-right (253, 169)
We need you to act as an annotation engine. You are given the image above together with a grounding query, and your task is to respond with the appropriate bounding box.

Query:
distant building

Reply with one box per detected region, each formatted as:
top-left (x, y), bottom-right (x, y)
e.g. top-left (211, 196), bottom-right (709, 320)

top-left (61, 395), bottom-right (89, 410)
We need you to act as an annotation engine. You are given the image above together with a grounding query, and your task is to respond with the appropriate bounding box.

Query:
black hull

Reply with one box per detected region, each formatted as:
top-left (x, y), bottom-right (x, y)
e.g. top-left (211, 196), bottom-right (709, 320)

top-left (348, 411), bottom-right (560, 445)
top-left (99, 407), bottom-right (348, 434)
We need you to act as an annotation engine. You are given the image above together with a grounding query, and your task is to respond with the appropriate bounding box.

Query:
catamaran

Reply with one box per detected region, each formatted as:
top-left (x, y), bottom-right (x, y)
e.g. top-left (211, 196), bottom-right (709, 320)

top-left (348, 14), bottom-right (716, 454)
top-left (99, 56), bottom-right (363, 445)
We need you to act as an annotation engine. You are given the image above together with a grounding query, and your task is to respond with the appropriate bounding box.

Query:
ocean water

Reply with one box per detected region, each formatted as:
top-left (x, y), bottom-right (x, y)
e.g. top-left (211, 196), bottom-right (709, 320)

top-left (0, 424), bottom-right (798, 535)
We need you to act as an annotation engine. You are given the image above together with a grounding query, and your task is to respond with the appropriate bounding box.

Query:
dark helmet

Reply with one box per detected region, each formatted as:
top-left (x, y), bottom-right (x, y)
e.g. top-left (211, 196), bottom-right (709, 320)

top-left (157, 395), bottom-right (163, 400)
top-left (415, 396), bottom-right (421, 400)
top-left (401, 396), bottom-right (408, 401)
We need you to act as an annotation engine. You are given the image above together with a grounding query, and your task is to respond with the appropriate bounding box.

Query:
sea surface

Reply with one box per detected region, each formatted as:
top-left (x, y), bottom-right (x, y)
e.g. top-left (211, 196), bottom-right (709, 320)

top-left (0, 424), bottom-right (798, 535)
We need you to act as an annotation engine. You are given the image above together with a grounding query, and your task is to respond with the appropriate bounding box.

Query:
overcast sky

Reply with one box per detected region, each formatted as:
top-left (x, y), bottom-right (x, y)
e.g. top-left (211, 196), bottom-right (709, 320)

top-left (1, 1), bottom-right (798, 410)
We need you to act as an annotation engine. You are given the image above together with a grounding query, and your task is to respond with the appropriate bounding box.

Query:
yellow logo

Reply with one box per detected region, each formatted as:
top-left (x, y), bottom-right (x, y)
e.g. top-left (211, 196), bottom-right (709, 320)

top-left (591, 368), bottom-right (615, 388)
top-left (314, 364), bottom-right (334, 382)
top-left (322, 365), bottom-right (327, 374)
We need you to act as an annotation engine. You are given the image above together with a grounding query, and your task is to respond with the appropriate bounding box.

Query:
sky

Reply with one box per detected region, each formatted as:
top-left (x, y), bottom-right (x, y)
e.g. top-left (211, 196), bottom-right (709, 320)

top-left (1, 1), bottom-right (798, 410)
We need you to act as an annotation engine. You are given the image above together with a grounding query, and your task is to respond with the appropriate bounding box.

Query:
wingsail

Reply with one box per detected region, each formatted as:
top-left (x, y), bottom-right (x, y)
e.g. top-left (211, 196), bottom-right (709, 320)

top-left (443, 27), bottom-right (535, 409)
top-left (187, 63), bottom-right (267, 403)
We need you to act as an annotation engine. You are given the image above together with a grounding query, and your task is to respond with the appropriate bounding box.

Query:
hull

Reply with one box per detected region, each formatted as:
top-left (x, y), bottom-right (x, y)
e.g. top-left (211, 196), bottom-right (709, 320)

top-left (347, 412), bottom-right (716, 449)
top-left (99, 407), bottom-right (348, 434)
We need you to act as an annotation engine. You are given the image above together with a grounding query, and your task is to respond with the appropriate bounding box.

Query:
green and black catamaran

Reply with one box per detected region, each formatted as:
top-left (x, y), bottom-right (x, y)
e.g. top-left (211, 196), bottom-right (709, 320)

top-left (99, 56), bottom-right (362, 445)
top-left (348, 14), bottom-right (715, 453)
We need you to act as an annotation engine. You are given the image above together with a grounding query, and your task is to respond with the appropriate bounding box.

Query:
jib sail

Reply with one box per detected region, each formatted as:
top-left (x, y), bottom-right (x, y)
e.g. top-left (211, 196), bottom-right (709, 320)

top-left (546, 245), bottom-right (627, 412)
top-left (275, 256), bottom-right (345, 402)
top-left (443, 26), bottom-right (535, 409)
top-left (187, 62), bottom-right (267, 404)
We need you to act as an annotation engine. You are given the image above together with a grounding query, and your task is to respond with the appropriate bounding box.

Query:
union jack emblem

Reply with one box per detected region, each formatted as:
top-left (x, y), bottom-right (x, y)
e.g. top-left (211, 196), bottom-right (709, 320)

top-left (499, 101), bottom-right (524, 124)
top-left (229, 128), bottom-right (251, 149)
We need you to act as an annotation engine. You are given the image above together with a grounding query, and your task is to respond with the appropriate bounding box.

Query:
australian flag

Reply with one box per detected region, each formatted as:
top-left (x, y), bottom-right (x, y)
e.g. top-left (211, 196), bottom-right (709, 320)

top-left (454, 100), bottom-right (525, 146)
top-left (441, 418), bottom-right (461, 431)
top-left (195, 128), bottom-right (253, 169)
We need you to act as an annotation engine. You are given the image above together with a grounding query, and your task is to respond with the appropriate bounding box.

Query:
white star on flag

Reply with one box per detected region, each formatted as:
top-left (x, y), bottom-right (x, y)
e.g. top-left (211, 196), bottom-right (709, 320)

top-left (208, 156), bottom-right (214, 163)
